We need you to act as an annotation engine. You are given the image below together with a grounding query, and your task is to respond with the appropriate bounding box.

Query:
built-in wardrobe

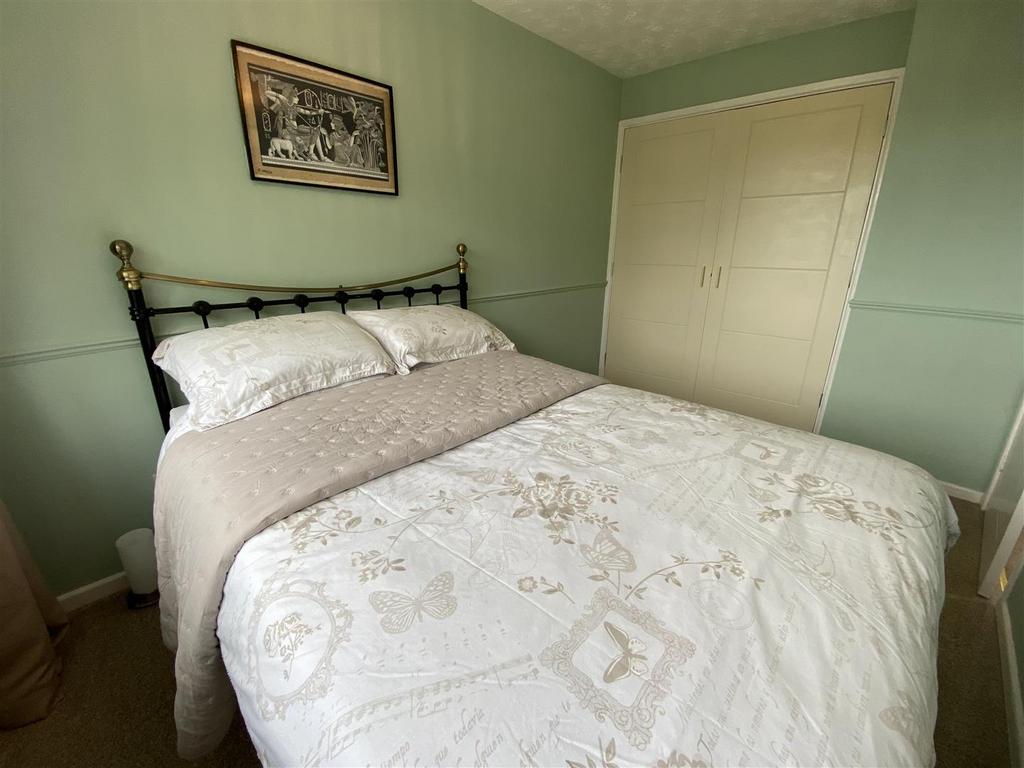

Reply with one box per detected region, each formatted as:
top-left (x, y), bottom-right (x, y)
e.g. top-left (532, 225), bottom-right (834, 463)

top-left (603, 82), bottom-right (894, 431)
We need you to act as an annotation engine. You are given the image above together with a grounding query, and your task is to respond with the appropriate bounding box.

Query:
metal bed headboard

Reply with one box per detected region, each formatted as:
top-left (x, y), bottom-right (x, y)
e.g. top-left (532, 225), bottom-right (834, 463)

top-left (110, 238), bottom-right (469, 433)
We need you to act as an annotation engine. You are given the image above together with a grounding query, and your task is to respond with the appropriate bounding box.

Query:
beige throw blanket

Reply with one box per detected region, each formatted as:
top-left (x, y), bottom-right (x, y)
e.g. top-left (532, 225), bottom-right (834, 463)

top-left (153, 351), bottom-right (602, 758)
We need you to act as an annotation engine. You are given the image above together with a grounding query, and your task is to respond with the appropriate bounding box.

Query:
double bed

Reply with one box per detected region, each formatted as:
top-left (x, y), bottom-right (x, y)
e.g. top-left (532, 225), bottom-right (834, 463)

top-left (111, 240), bottom-right (958, 767)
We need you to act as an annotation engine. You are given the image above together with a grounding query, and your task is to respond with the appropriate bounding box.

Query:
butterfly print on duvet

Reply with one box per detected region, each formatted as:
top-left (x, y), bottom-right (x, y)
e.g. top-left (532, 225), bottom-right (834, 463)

top-left (581, 528), bottom-right (636, 573)
top-left (368, 571), bottom-right (458, 634)
top-left (602, 621), bottom-right (649, 683)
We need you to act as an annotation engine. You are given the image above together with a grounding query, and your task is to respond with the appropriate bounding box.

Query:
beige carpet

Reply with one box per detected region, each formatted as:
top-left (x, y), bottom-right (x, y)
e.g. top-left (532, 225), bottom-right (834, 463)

top-left (0, 593), bottom-right (258, 768)
top-left (0, 499), bottom-right (1009, 767)
top-left (935, 499), bottom-right (1010, 768)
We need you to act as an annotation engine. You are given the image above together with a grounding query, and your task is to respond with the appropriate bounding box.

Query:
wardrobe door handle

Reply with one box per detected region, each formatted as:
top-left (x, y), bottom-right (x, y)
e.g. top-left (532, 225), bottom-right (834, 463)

top-left (699, 265), bottom-right (707, 287)
top-left (715, 266), bottom-right (722, 288)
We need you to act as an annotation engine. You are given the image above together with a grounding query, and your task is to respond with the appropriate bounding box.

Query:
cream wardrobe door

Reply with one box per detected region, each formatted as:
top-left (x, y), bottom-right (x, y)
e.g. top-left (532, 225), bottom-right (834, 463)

top-left (604, 113), bottom-right (729, 399)
top-left (693, 83), bottom-right (893, 430)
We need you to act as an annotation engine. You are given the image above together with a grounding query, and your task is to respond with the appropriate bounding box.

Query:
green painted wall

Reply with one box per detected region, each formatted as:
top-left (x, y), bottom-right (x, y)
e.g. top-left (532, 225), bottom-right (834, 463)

top-left (820, 0), bottom-right (1024, 491)
top-left (619, 10), bottom-right (915, 119)
top-left (0, 0), bottom-right (619, 593)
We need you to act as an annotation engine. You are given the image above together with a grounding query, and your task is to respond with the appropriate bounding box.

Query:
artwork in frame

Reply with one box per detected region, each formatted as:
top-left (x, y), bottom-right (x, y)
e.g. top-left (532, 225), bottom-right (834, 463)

top-left (231, 40), bottom-right (398, 195)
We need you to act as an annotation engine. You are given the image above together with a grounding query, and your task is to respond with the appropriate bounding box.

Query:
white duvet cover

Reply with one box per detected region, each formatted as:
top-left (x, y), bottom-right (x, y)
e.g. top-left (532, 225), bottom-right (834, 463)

top-left (215, 384), bottom-right (957, 767)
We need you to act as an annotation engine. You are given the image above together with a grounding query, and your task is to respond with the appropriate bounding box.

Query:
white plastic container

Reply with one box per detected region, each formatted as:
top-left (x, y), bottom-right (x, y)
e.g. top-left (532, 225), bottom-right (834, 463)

top-left (115, 528), bottom-right (158, 606)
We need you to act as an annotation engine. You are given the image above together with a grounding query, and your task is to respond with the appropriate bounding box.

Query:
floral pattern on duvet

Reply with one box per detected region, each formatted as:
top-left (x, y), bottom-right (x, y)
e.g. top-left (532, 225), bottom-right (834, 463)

top-left (217, 384), bottom-right (957, 768)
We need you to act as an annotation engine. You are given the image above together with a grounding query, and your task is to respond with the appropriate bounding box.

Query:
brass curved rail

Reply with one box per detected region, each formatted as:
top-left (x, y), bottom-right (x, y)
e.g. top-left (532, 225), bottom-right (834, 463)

top-left (111, 239), bottom-right (468, 293)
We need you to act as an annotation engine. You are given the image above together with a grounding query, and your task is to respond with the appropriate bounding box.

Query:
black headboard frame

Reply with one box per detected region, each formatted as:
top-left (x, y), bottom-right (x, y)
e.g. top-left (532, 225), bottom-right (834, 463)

top-left (110, 239), bottom-right (469, 433)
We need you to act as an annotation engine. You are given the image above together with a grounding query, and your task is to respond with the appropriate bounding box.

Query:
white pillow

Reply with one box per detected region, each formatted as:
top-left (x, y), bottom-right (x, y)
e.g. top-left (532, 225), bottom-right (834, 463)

top-left (152, 312), bottom-right (395, 429)
top-left (348, 305), bottom-right (515, 374)
top-left (167, 405), bottom-right (190, 429)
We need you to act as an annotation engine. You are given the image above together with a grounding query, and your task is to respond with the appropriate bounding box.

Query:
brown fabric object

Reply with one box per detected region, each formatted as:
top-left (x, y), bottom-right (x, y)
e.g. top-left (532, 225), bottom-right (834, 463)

top-left (0, 498), bottom-right (68, 728)
top-left (154, 351), bottom-right (603, 758)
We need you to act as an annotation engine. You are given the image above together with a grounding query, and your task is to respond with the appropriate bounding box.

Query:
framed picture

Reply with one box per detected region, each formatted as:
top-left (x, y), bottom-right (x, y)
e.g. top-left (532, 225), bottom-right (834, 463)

top-left (231, 40), bottom-right (398, 195)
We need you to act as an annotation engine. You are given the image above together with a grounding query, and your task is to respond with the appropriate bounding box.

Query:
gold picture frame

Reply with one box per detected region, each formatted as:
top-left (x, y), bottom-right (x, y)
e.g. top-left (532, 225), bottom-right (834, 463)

top-left (231, 40), bottom-right (398, 195)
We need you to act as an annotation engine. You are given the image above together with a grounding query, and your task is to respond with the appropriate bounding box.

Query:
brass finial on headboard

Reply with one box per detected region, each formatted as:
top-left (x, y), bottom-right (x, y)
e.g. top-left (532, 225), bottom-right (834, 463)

top-left (110, 239), bottom-right (142, 290)
top-left (456, 242), bottom-right (468, 274)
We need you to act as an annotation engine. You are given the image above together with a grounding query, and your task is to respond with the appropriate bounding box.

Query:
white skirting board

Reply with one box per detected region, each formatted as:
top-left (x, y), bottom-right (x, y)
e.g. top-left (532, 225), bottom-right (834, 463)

top-left (998, 600), bottom-right (1024, 768)
top-left (57, 571), bottom-right (128, 612)
top-left (943, 482), bottom-right (984, 504)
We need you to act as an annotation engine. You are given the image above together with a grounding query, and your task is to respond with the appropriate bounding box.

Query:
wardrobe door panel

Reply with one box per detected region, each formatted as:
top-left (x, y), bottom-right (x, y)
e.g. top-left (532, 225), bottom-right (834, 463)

top-left (711, 332), bottom-right (811, 405)
top-left (741, 106), bottom-right (861, 197)
top-left (694, 83), bottom-right (893, 430)
top-left (732, 194), bottom-right (845, 270)
top-left (605, 83), bottom-right (892, 430)
top-left (604, 114), bottom-right (728, 400)
top-left (613, 264), bottom-right (694, 326)
top-left (606, 318), bottom-right (689, 382)
top-left (720, 268), bottom-right (828, 340)
top-left (615, 201), bottom-right (705, 266)
top-left (632, 129), bottom-right (715, 204)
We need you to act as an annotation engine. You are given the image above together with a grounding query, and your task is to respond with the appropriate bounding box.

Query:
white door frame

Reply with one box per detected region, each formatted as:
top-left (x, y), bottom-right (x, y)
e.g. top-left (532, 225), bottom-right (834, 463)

top-left (598, 68), bottom-right (906, 434)
top-left (978, 392), bottom-right (1024, 599)
top-left (982, 392), bottom-right (1024, 510)
top-left (980, 493), bottom-right (1024, 600)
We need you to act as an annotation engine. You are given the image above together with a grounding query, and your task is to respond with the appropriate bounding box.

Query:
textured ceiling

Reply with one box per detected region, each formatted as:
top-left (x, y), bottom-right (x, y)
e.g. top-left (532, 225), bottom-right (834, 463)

top-left (473, 0), bottom-right (913, 78)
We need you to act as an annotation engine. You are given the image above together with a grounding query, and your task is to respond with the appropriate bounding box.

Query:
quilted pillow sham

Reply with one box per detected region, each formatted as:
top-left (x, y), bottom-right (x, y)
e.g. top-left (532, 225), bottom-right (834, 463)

top-left (152, 312), bottom-right (395, 429)
top-left (348, 305), bottom-right (515, 374)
